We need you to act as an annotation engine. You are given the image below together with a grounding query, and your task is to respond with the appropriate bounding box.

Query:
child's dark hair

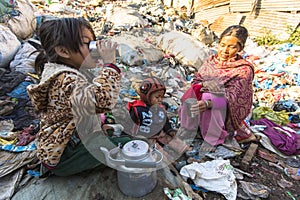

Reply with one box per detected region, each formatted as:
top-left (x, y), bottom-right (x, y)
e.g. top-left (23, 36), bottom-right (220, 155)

top-left (219, 25), bottom-right (248, 50)
top-left (35, 17), bottom-right (96, 76)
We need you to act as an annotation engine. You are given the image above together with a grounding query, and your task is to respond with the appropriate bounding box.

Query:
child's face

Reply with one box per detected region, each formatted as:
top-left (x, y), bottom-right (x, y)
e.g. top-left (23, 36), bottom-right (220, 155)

top-left (67, 27), bottom-right (97, 69)
top-left (217, 36), bottom-right (241, 62)
top-left (149, 90), bottom-right (165, 105)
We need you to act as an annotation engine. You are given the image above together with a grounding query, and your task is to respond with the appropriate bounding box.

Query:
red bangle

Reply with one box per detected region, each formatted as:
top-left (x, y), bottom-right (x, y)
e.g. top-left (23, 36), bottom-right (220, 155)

top-left (103, 63), bottom-right (121, 74)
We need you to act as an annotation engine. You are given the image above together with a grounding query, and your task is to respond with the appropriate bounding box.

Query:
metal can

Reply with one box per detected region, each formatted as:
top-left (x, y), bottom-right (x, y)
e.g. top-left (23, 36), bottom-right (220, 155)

top-left (185, 98), bottom-right (198, 118)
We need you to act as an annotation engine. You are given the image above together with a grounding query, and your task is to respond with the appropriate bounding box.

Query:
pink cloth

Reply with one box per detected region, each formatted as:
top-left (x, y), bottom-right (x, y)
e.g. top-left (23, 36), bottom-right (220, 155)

top-left (179, 93), bottom-right (228, 146)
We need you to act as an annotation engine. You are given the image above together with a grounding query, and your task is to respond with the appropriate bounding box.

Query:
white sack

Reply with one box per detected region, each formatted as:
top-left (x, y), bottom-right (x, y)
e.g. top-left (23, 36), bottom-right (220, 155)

top-left (7, 0), bottom-right (37, 40)
top-left (10, 39), bottom-right (40, 74)
top-left (0, 25), bottom-right (21, 68)
top-left (107, 6), bottom-right (147, 28)
top-left (112, 34), bottom-right (164, 66)
top-left (156, 31), bottom-right (211, 68)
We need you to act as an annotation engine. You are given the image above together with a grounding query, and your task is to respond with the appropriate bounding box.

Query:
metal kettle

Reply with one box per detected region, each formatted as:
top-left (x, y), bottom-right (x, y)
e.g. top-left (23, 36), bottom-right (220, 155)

top-left (100, 140), bottom-right (163, 197)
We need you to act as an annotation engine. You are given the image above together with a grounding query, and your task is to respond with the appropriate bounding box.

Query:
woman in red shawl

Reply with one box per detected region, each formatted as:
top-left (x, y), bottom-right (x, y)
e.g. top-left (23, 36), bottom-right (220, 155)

top-left (179, 25), bottom-right (254, 151)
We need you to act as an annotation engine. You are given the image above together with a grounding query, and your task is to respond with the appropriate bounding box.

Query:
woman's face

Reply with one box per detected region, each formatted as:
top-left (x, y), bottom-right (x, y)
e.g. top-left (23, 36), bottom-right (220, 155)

top-left (217, 36), bottom-right (241, 62)
top-left (66, 27), bottom-right (97, 69)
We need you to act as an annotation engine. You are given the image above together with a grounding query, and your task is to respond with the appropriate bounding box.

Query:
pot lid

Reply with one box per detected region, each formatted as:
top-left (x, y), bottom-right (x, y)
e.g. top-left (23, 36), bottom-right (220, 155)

top-left (122, 140), bottom-right (149, 159)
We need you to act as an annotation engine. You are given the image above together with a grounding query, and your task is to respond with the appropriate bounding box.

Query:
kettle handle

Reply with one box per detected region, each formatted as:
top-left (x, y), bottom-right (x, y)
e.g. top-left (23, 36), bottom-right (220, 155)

top-left (124, 149), bottom-right (163, 168)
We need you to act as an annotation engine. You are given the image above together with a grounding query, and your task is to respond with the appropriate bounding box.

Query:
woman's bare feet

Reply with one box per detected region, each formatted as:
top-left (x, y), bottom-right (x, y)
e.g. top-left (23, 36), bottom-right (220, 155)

top-left (222, 136), bottom-right (243, 152)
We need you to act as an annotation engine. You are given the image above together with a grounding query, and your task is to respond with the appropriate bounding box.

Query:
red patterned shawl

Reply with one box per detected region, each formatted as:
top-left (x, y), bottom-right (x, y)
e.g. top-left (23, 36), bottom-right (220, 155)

top-left (192, 54), bottom-right (254, 132)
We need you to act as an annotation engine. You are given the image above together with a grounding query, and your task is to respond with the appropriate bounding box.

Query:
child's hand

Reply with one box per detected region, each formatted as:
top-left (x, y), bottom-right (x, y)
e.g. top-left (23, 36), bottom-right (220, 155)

top-left (97, 39), bottom-right (118, 64)
top-left (101, 124), bottom-right (114, 136)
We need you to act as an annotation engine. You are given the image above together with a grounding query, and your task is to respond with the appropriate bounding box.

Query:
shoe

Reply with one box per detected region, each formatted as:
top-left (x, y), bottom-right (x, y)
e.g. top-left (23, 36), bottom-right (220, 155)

top-left (200, 140), bottom-right (216, 153)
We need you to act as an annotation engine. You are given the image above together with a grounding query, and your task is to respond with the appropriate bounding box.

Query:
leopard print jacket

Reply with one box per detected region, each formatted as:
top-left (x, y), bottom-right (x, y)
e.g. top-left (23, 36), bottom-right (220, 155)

top-left (27, 63), bottom-right (121, 167)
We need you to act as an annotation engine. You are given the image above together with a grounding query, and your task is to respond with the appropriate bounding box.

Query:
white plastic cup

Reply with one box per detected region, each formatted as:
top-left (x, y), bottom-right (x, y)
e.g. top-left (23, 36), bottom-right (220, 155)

top-left (185, 98), bottom-right (198, 118)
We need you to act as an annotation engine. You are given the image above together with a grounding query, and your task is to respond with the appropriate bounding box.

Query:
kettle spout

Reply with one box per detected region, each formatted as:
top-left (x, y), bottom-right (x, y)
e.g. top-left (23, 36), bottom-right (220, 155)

top-left (100, 146), bottom-right (123, 168)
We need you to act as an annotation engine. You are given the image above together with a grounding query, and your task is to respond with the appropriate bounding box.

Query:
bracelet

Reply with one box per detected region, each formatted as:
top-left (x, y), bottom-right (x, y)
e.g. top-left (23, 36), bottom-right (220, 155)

top-left (204, 100), bottom-right (209, 109)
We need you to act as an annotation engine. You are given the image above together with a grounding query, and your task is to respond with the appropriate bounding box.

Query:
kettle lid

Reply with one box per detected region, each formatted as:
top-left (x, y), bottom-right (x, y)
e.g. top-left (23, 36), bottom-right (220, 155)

top-left (122, 140), bottom-right (149, 160)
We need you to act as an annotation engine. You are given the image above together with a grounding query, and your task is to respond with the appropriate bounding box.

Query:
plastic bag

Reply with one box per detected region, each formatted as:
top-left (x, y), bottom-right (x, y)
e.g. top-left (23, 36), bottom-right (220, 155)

top-left (0, 25), bottom-right (21, 68)
top-left (7, 0), bottom-right (37, 39)
top-left (180, 159), bottom-right (237, 200)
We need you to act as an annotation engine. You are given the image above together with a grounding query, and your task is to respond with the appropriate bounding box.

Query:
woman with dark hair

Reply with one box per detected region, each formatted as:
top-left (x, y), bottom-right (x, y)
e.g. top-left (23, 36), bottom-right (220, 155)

top-left (179, 25), bottom-right (254, 152)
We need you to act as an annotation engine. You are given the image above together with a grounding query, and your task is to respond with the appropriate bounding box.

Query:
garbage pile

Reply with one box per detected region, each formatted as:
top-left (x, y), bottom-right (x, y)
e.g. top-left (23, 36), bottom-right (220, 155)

top-left (0, 0), bottom-right (300, 199)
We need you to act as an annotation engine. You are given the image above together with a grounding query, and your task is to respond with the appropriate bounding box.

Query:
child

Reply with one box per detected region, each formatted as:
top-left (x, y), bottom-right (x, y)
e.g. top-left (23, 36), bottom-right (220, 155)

top-left (126, 76), bottom-right (187, 159)
top-left (27, 17), bottom-right (121, 176)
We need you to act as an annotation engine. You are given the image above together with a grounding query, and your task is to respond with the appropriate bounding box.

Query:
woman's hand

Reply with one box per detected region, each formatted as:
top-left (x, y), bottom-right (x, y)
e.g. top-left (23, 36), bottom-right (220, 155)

top-left (203, 80), bottom-right (224, 93)
top-left (97, 39), bottom-right (118, 64)
top-left (190, 100), bottom-right (211, 115)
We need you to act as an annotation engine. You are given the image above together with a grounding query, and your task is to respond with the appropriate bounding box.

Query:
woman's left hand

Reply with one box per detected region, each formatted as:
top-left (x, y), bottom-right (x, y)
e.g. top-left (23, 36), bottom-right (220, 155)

top-left (203, 80), bottom-right (224, 93)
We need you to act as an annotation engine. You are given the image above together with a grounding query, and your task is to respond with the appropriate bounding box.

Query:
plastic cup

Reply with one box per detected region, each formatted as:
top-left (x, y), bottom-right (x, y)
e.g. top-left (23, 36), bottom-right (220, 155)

top-left (185, 98), bottom-right (198, 118)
